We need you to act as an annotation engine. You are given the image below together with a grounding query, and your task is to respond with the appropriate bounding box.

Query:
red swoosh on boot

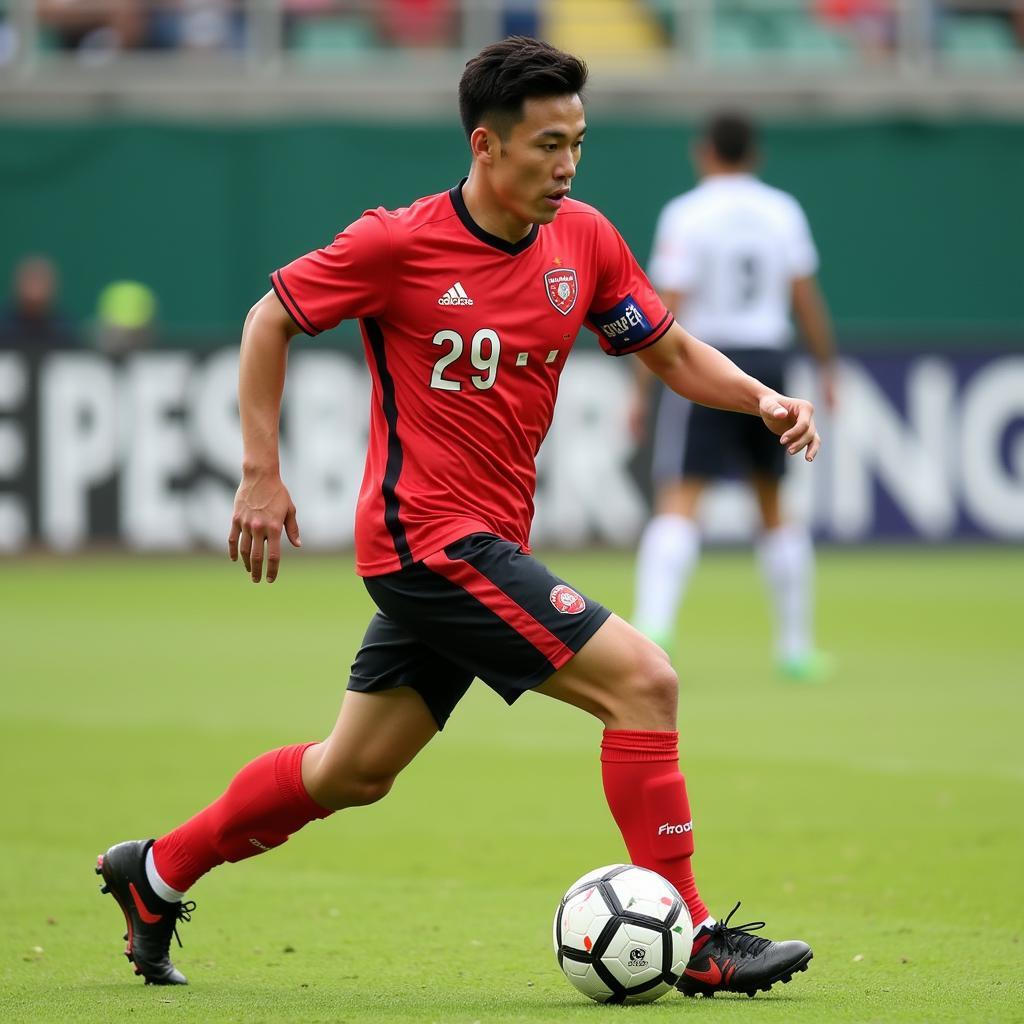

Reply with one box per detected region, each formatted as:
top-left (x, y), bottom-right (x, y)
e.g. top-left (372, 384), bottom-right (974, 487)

top-left (129, 883), bottom-right (163, 925)
top-left (683, 957), bottom-right (723, 985)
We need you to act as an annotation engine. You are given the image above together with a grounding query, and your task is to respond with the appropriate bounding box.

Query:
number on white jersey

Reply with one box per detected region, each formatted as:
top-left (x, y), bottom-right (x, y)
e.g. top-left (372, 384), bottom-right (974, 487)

top-left (733, 251), bottom-right (763, 310)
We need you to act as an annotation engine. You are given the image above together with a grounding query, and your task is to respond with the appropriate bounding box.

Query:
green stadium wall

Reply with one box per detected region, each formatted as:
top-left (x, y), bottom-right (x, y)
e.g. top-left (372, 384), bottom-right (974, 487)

top-left (2, 118), bottom-right (1022, 347)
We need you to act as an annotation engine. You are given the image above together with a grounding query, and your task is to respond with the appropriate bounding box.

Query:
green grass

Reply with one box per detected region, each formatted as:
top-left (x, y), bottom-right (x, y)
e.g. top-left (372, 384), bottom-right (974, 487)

top-left (1, 547), bottom-right (1022, 1023)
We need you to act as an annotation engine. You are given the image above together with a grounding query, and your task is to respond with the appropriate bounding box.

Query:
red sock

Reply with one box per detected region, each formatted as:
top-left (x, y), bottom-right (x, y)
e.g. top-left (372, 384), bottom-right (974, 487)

top-left (600, 729), bottom-right (709, 929)
top-left (152, 743), bottom-right (333, 892)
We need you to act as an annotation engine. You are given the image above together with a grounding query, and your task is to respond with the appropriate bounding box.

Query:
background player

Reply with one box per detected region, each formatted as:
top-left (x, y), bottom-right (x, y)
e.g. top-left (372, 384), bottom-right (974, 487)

top-left (631, 112), bottom-right (837, 680)
top-left (96, 40), bottom-right (820, 1000)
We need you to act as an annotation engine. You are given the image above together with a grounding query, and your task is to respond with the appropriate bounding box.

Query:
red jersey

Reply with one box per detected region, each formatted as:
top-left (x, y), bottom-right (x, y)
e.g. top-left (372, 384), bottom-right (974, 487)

top-left (272, 181), bottom-right (673, 576)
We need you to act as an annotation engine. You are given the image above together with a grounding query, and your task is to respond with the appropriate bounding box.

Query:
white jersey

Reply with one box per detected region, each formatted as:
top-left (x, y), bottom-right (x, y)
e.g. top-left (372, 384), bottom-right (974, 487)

top-left (647, 173), bottom-right (818, 350)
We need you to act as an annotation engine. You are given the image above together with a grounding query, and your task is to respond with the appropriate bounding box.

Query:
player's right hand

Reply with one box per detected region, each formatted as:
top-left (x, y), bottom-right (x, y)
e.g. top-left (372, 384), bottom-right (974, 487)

top-left (228, 471), bottom-right (301, 583)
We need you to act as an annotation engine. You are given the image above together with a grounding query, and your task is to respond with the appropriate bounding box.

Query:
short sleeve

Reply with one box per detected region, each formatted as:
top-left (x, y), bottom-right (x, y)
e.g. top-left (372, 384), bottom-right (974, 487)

top-left (783, 200), bottom-right (819, 279)
top-left (647, 202), bottom-right (699, 293)
top-left (585, 214), bottom-right (674, 357)
top-left (270, 209), bottom-right (392, 335)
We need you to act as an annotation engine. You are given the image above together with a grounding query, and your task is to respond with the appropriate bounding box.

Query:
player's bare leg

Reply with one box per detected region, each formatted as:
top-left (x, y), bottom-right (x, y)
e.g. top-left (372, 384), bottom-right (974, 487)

top-left (751, 473), bottom-right (783, 532)
top-left (537, 612), bottom-right (677, 731)
top-left (751, 473), bottom-right (826, 681)
top-left (657, 479), bottom-right (704, 522)
top-left (537, 614), bottom-right (812, 997)
top-left (302, 688), bottom-right (439, 809)
top-left (633, 480), bottom-right (705, 652)
top-left (97, 687), bottom-right (437, 984)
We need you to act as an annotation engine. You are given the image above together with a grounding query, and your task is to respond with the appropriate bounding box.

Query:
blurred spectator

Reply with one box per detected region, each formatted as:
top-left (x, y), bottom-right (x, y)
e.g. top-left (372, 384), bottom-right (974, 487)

top-left (0, 13), bottom-right (17, 66)
top-left (93, 280), bottom-right (157, 355)
top-left (815, 0), bottom-right (896, 56)
top-left (147, 0), bottom-right (247, 52)
top-left (38, 0), bottom-right (146, 58)
top-left (39, 0), bottom-right (245, 56)
top-left (376, 0), bottom-right (457, 48)
top-left (0, 256), bottom-right (76, 349)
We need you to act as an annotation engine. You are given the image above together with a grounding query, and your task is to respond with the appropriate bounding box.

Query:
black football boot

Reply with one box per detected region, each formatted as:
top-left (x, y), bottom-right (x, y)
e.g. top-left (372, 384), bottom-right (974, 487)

top-left (677, 902), bottom-right (812, 998)
top-left (96, 839), bottom-right (194, 985)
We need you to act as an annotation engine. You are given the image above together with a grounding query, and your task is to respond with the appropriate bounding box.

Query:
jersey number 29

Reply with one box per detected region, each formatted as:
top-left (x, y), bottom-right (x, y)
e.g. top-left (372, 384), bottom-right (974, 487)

top-left (430, 329), bottom-right (501, 391)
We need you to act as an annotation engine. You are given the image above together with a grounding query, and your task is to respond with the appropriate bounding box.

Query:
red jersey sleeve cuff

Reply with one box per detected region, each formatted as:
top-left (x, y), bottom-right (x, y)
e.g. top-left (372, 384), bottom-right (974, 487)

top-left (270, 270), bottom-right (322, 337)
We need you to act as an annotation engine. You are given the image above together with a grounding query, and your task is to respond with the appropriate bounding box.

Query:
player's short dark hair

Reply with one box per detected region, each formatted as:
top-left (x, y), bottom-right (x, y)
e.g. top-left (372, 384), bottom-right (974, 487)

top-left (459, 36), bottom-right (588, 141)
top-left (705, 112), bottom-right (758, 165)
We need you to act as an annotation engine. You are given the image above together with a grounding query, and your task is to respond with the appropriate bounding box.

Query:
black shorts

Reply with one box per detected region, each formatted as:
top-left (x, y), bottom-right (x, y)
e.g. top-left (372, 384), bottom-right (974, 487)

top-left (347, 533), bottom-right (612, 730)
top-left (652, 348), bottom-right (788, 483)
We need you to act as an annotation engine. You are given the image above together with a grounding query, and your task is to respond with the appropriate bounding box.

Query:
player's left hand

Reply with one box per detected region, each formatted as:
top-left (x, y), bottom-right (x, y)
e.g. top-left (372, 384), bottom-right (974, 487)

top-left (759, 393), bottom-right (821, 462)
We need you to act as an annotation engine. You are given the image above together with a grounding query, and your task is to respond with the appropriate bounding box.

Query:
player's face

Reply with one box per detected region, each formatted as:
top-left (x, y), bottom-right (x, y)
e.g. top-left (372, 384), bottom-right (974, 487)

top-left (492, 94), bottom-right (586, 226)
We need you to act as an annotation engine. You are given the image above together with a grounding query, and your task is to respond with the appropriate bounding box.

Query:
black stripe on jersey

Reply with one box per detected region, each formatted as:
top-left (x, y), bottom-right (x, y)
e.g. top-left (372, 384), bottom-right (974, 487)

top-left (608, 312), bottom-right (675, 357)
top-left (364, 317), bottom-right (413, 569)
top-left (449, 178), bottom-right (539, 256)
top-left (270, 271), bottom-right (320, 336)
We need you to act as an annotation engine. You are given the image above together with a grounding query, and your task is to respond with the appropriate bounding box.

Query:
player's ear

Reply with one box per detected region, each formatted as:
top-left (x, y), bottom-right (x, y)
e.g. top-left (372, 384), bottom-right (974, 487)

top-left (470, 125), bottom-right (495, 165)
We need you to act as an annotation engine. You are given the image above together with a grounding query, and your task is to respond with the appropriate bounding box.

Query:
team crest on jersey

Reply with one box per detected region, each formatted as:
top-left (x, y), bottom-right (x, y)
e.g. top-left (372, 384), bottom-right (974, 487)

top-left (550, 584), bottom-right (586, 615)
top-left (544, 268), bottom-right (578, 316)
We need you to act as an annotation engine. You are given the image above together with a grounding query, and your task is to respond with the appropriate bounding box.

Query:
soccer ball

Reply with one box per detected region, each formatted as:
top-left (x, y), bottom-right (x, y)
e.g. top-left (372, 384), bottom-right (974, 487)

top-left (553, 864), bottom-right (692, 1004)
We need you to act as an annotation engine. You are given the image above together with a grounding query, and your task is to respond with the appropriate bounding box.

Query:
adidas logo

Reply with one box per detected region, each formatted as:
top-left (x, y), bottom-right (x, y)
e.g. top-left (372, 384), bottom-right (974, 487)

top-left (438, 281), bottom-right (473, 306)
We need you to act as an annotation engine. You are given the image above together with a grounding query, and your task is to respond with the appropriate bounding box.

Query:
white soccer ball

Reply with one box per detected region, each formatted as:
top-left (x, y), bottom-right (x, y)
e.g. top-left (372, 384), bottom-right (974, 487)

top-left (553, 864), bottom-right (692, 1004)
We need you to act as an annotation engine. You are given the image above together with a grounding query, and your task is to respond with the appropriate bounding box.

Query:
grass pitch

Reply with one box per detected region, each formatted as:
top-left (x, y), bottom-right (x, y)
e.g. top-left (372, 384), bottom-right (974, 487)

top-left (1, 546), bottom-right (1021, 1023)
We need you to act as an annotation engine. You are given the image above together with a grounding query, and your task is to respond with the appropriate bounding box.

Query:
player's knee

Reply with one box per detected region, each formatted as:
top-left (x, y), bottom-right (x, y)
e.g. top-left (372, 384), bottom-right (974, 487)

top-left (317, 770), bottom-right (395, 810)
top-left (346, 775), bottom-right (395, 808)
top-left (595, 640), bottom-right (678, 729)
top-left (614, 643), bottom-right (679, 724)
top-left (621, 646), bottom-right (678, 723)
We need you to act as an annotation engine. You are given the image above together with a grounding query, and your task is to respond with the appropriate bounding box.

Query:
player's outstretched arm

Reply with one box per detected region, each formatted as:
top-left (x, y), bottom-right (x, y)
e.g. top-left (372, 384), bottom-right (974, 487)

top-left (636, 321), bottom-right (821, 462)
top-left (228, 290), bottom-right (304, 583)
